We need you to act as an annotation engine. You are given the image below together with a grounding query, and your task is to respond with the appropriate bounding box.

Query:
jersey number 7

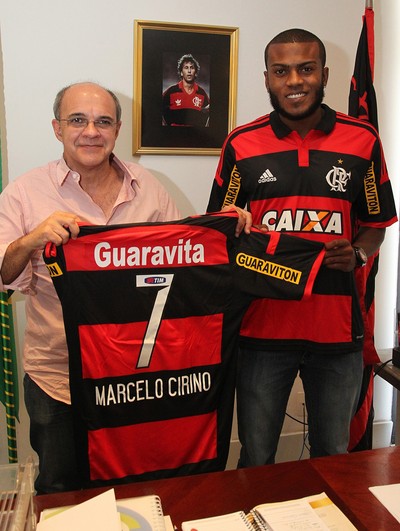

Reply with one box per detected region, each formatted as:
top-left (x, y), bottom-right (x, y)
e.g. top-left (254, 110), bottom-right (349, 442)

top-left (135, 274), bottom-right (174, 369)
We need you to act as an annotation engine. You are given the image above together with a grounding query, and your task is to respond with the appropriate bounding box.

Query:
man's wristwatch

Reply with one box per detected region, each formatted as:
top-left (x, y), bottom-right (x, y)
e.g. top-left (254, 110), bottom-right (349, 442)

top-left (353, 246), bottom-right (368, 267)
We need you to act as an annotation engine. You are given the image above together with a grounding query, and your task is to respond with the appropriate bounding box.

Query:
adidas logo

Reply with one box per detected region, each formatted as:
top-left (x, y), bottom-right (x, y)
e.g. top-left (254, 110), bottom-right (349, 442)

top-left (258, 169), bottom-right (276, 183)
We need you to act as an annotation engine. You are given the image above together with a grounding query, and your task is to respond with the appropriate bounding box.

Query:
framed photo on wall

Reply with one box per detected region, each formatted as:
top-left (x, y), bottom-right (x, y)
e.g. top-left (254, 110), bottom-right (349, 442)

top-left (133, 20), bottom-right (238, 155)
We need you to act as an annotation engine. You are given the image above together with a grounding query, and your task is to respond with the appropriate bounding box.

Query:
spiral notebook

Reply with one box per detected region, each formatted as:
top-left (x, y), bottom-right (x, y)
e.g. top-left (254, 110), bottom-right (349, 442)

top-left (181, 492), bottom-right (356, 530)
top-left (116, 494), bottom-right (167, 531)
top-left (38, 489), bottom-right (167, 531)
top-left (182, 511), bottom-right (253, 530)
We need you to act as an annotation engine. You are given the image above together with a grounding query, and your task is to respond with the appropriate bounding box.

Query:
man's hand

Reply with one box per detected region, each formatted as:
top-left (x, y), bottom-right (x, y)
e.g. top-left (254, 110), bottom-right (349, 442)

top-left (25, 211), bottom-right (81, 250)
top-left (324, 228), bottom-right (386, 272)
top-left (1, 211), bottom-right (81, 285)
top-left (323, 239), bottom-right (356, 272)
top-left (221, 205), bottom-right (253, 237)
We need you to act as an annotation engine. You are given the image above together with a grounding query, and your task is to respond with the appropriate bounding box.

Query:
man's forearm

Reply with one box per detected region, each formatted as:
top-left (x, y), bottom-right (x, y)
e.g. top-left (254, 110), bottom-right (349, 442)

top-left (352, 227), bottom-right (386, 256)
top-left (1, 236), bottom-right (36, 285)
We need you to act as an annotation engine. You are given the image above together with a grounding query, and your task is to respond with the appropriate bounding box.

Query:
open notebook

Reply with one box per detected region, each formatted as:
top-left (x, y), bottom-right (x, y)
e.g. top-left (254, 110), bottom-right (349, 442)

top-left (181, 492), bottom-right (357, 531)
top-left (38, 489), bottom-right (169, 531)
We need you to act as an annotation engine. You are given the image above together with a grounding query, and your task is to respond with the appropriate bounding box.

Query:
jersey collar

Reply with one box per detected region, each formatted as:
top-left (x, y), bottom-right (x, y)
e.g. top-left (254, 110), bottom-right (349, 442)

top-left (270, 104), bottom-right (336, 139)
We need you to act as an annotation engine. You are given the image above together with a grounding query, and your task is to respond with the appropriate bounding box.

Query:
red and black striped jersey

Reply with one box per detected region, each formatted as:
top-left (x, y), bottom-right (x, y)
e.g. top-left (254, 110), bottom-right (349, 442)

top-left (207, 105), bottom-right (397, 352)
top-left (162, 81), bottom-right (210, 127)
top-left (43, 212), bottom-right (324, 487)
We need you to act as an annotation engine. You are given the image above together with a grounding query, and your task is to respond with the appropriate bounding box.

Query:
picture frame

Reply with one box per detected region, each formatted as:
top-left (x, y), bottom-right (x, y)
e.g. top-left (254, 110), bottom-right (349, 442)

top-left (133, 20), bottom-right (238, 155)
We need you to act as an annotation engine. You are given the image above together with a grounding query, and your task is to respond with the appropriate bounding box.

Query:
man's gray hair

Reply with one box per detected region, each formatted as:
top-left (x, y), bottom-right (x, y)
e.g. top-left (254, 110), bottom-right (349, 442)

top-left (53, 82), bottom-right (122, 122)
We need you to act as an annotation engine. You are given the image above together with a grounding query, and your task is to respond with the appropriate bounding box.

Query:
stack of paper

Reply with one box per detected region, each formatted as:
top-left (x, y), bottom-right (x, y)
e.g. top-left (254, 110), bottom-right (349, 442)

top-left (37, 489), bottom-right (173, 530)
top-left (369, 483), bottom-right (400, 524)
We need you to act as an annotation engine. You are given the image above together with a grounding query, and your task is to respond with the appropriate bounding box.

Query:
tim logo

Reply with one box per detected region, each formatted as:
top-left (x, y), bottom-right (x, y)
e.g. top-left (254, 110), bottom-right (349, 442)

top-left (144, 276), bottom-right (167, 285)
top-left (326, 166), bottom-right (351, 192)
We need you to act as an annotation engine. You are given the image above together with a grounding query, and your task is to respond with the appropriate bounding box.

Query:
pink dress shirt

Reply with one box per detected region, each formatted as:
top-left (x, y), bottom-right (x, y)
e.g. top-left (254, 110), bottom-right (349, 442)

top-left (0, 156), bottom-right (180, 403)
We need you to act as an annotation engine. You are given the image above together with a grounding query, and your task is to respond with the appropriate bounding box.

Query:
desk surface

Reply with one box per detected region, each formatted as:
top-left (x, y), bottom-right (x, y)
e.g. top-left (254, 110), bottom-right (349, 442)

top-left (376, 361), bottom-right (400, 391)
top-left (34, 446), bottom-right (400, 530)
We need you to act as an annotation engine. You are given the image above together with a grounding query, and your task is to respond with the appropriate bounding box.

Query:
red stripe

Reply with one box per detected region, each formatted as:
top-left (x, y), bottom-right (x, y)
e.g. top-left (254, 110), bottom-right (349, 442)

top-left (215, 115), bottom-right (270, 187)
top-left (241, 295), bottom-right (353, 343)
top-left (336, 111), bottom-right (376, 131)
top-left (88, 412), bottom-right (217, 480)
top-left (264, 231), bottom-right (279, 254)
top-left (64, 223), bottom-right (229, 272)
top-left (303, 249), bottom-right (325, 299)
top-left (80, 314), bottom-right (223, 378)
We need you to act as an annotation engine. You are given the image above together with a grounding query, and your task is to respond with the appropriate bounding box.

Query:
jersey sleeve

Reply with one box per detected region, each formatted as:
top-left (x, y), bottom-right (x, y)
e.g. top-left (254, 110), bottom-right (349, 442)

top-left (234, 230), bottom-right (325, 301)
top-left (200, 87), bottom-right (210, 109)
top-left (162, 86), bottom-right (174, 125)
top-left (355, 136), bottom-right (397, 228)
top-left (207, 137), bottom-right (248, 212)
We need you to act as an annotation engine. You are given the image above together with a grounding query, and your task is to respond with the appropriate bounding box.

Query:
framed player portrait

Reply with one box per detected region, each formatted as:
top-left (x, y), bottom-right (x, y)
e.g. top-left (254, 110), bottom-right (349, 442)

top-left (133, 20), bottom-right (238, 155)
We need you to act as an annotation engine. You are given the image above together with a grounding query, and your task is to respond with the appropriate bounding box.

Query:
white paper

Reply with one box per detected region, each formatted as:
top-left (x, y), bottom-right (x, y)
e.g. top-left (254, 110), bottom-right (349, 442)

top-left (255, 499), bottom-right (330, 530)
top-left (36, 488), bottom-right (120, 531)
top-left (164, 515), bottom-right (175, 531)
top-left (369, 483), bottom-right (400, 524)
top-left (182, 511), bottom-right (250, 531)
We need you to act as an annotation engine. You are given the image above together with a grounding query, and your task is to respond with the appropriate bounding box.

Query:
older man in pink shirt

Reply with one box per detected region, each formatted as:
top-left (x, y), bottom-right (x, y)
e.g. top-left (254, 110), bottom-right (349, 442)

top-left (0, 82), bottom-right (251, 494)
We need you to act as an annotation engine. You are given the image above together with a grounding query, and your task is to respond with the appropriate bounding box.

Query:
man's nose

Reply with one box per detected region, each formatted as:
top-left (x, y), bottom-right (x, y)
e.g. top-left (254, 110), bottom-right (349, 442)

top-left (287, 68), bottom-right (303, 85)
top-left (82, 121), bottom-right (101, 134)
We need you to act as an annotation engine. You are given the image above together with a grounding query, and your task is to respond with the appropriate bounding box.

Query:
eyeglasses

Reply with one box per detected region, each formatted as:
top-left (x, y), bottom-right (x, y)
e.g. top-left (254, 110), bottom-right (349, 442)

top-left (58, 117), bottom-right (118, 130)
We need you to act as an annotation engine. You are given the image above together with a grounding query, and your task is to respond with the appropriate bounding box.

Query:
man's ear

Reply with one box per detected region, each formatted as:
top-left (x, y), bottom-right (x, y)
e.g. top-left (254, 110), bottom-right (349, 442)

top-left (52, 119), bottom-right (63, 141)
top-left (115, 121), bottom-right (122, 140)
top-left (264, 70), bottom-right (270, 92)
top-left (323, 66), bottom-right (329, 87)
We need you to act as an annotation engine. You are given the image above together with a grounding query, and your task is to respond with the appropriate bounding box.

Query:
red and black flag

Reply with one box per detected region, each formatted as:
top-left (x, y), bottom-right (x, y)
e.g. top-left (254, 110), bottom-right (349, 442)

top-left (348, 5), bottom-right (378, 129)
top-left (348, 3), bottom-right (380, 452)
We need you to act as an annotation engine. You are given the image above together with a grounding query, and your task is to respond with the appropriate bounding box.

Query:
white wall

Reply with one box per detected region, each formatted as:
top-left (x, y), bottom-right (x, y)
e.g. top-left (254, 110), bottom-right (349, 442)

top-left (373, 2), bottom-right (400, 348)
top-left (0, 0), bottom-right (399, 465)
top-left (0, 0), bottom-right (371, 215)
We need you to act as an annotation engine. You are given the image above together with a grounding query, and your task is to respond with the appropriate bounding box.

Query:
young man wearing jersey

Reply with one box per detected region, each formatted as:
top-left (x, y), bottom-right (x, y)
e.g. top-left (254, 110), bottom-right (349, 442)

top-left (162, 53), bottom-right (210, 127)
top-left (207, 29), bottom-right (397, 466)
top-left (0, 81), bottom-right (251, 493)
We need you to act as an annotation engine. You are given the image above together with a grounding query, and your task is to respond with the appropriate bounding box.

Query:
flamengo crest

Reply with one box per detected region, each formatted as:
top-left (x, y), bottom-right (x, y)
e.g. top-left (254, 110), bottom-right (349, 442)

top-left (326, 166), bottom-right (351, 192)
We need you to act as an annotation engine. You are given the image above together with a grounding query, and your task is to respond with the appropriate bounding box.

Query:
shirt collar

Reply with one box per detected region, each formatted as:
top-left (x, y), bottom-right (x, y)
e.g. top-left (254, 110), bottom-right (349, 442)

top-left (270, 104), bottom-right (336, 139)
top-left (56, 154), bottom-right (138, 188)
top-left (178, 80), bottom-right (198, 92)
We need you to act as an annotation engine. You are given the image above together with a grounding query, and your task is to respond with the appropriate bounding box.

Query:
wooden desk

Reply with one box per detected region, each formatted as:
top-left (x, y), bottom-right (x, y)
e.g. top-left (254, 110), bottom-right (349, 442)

top-left (376, 362), bottom-right (400, 391)
top-left (375, 361), bottom-right (400, 444)
top-left (311, 446), bottom-right (400, 530)
top-left (34, 446), bottom-right (400, 530)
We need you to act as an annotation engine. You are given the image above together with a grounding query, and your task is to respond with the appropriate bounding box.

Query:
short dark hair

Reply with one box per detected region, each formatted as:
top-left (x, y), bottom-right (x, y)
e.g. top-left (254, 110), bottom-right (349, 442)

top-left (177, 54), bottom-right (200, 76)
top-left (53, 82), bottom-right (122, 122)
top-left (264, 28), bottom-right (326, 69)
